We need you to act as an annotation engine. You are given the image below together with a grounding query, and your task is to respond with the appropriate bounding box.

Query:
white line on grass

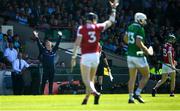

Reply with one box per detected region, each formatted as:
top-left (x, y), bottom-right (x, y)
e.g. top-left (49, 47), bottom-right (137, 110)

top-left (0, 109), bottom-right (180, 111)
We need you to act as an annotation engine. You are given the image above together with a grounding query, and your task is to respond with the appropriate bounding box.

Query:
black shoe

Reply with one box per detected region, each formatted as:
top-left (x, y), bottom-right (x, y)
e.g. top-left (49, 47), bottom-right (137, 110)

top-left (82, 99), bottom-right (88, 105)
top-left (94, 93), bottom-right (101, 105)
top-left (170, 92), bottom-right (175, 97)
top-left (170, 94), bottom-right (175, 97)
top-left (128, 99), bottom-right (135, 103)
top-left (133, 94), bottom-right (145, 103)
top-left (152, 89), bottom-right (156, 97)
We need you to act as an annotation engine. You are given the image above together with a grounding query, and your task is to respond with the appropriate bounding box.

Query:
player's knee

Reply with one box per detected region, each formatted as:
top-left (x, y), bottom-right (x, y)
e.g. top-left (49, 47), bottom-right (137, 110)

top-left (147, 74), bottom-right (150, 79)
top-left (129, 77), bottom-right (136, 83)
top-left (161, 78), bottom-right (167, 83)
top-left (142, 73), bottom-right (150, 80)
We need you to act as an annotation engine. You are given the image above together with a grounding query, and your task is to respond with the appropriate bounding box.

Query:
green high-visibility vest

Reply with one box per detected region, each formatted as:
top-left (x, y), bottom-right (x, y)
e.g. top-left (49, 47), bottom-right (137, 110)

top-left (150, 67), bottom-right (162, 75)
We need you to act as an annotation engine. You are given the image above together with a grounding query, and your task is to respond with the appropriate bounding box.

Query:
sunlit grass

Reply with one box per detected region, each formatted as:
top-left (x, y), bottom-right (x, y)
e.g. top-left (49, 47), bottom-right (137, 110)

top-left (0, 94), bottom-right (180, 110)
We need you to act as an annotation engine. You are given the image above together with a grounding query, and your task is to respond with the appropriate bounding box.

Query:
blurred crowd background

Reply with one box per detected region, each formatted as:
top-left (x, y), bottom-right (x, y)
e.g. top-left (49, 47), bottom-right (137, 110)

top-left (0, 0), bottom-right (180, 69)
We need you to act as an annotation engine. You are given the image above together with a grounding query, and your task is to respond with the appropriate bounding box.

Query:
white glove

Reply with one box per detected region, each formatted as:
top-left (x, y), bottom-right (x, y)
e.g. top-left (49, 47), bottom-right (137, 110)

top-left (109, 0), bottom-right (119, 9)
top-left (109, 70), bottom-right (113, 82)
top-left (148, 46), bottom-right (153, 56)
top-left (33, 31), bottom-right (39, 38)
top-left (58, 31), bottom-right (62, 36)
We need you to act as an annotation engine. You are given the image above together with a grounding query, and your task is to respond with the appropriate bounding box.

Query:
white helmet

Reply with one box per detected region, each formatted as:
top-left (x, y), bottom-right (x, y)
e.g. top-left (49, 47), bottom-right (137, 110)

top-left (134, 12), bottom-right (147, 25)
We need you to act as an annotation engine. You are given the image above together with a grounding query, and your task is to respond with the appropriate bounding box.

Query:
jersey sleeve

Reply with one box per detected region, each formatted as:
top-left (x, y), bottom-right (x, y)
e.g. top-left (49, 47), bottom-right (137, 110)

top-left (23, 60), bottom-right (30, 68)
top-left (167, 46), bottom-right (172, 54)
top-left (136, 27), bottom-right (144, 40)
top-left (96, 23), bottom-right (106, 32)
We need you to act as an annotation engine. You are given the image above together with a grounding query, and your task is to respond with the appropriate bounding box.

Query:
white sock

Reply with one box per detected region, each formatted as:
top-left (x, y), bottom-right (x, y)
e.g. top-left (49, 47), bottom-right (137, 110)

top-left (90, 81), bottom-right (97, 93)
top-left (129, 93), bottom-right (134, 100)
top-left (135, 88), bottom-right (142, 95)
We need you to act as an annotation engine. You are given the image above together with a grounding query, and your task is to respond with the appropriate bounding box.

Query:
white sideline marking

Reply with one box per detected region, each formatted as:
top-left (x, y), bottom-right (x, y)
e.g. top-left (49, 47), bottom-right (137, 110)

top-left (2, 110), bottom-right (180, 111)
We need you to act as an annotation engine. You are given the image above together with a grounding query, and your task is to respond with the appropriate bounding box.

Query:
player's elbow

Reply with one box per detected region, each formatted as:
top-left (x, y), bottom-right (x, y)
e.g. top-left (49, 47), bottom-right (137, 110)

top-left (136, 39), bottom-right (143, 49)
top-left (104, 21), bottom-right (112, 30)
top-left (123, 35), bottom-right (128, 44)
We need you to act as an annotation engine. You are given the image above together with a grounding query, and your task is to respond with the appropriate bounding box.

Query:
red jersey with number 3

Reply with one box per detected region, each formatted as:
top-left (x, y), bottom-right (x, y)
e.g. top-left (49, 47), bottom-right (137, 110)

top-left (77, 23), bottom-right (105, 54)
top-left (163, 43), bottom-right (175, 64)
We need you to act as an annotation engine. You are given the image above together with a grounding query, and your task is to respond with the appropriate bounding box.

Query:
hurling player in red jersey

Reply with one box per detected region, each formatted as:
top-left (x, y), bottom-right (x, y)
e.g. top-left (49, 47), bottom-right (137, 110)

top-left (71, 0), bottom-right (119, 105)
top-left (152, 34), bottom-right (177, 97)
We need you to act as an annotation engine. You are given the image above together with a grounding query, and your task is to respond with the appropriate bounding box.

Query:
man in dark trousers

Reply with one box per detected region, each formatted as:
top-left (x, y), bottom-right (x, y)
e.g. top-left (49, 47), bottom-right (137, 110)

top-left (94, 44), bottom-right (112, 104)
top-left (33, 31), bottom-right (62, 94)
top-left (12, 52), bottom-right (30, 95)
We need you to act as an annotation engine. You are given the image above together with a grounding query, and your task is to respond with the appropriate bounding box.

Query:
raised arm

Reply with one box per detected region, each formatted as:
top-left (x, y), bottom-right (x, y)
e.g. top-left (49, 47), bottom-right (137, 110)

top-left (33, 31), bottom-right (45, 50)
top-left (101, 0), bottom-right (119, 30)
top-left (53, 31), bottom-right (62, 52)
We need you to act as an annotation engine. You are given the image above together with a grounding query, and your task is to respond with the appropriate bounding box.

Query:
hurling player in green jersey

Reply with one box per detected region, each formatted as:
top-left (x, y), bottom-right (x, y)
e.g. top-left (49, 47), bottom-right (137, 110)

top-left (124, 12), bottom-right (153, 103)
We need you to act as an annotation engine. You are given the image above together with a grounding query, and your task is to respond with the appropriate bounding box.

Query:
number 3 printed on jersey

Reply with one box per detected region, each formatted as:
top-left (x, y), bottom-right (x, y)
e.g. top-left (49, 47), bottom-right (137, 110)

top-left (88, 31), bottom-right (96, 43)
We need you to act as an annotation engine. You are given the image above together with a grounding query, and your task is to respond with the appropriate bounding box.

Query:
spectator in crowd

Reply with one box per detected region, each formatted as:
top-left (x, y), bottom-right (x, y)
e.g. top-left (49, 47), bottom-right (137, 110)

top-left (4, 42), bottom-right (18, 66)
top-left (13, 34), bottom-right (21, 51)
top-left (0, 27), bottom-right (4, 52)
top-left (11, 52), bottom-right (30, 95)
top-left (16, 13), bottom-right (28, 25)
top-left (1, 1), bottom-right (179, 54)
top-left (33, 31), bottom-right (62, 95)
top-left (0, 44), bottom-right (6, 69)
top-left (0, 34), bottom-right (8, 53)
top-left (58, 61), bottom-right (67, 74)
top-left (7, 29), bottom-right (13, 42)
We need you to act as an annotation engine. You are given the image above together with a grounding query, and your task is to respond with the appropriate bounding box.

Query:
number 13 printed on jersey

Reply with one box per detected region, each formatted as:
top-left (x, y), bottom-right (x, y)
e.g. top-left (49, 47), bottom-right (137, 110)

top-left (128, 32), bottom-right (135, 44)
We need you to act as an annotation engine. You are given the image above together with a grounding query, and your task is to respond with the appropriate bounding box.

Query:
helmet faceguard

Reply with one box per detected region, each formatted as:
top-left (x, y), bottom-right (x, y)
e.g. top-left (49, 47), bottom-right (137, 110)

top-left (134, 12), bottom-right (147, 26)
top-left (167, 34), bottom-right (176, 44)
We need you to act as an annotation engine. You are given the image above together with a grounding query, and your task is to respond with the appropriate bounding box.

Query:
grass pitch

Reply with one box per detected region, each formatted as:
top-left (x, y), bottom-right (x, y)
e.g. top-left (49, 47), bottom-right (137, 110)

top-left (0, 94), bottom-right (180, 111)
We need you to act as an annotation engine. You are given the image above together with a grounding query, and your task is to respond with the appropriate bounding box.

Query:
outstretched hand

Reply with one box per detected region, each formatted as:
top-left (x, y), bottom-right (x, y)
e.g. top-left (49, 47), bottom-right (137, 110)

top-left (108, 69), bottom-right (113, 82)
top-left (148, 46), bottom-right (154, 56)
top-left (70, 57), bottom-right (76, 73)
top-left (33, 31), bottom-right (39, 38)
top-left (58, 31), bottom-right (62, 37)
top-left (109, 0), bottom-right (119, 9)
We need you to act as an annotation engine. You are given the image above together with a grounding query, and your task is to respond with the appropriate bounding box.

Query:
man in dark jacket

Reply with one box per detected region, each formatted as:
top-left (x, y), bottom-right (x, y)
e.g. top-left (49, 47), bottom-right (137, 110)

top-left (33, 31), bottom-right (62, 94)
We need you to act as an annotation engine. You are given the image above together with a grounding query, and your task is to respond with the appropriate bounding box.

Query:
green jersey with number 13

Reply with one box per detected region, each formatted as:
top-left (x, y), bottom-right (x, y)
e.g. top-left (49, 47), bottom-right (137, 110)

top-left (127, 22), bottom-right (145, 57)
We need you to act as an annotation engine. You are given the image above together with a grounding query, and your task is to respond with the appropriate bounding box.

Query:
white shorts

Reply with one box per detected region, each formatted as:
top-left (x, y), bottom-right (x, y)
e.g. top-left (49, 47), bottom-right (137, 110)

top-left (81, 52), bottom-right (100, 68)
top-left (127, 56), bottom-right (149, 68)
top-left (162, 63), bottom-right (175, 74)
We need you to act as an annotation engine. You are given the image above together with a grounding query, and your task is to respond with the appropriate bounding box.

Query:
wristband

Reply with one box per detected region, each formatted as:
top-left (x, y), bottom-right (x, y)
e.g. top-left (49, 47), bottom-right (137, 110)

top-left (112, 8), bottom-right (116, 13)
